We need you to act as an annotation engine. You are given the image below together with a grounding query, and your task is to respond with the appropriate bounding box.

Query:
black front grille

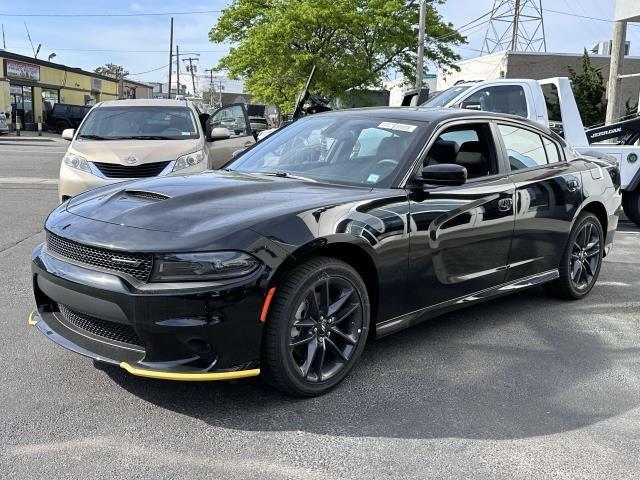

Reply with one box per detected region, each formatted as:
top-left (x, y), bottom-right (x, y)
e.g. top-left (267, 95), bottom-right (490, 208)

top-left (59, 305), bottom-right (143, 347)
top-left (46, 231), bottom-right (153, 281)
top-left (92, 161), bottom-right (171, 178)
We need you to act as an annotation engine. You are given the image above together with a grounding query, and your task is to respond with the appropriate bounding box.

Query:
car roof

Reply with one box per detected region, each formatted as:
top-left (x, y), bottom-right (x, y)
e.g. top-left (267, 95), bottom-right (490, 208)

top-left (97, 99), bottom-right (191, 108)
top-left (316, 107), bottom-right (554, 136)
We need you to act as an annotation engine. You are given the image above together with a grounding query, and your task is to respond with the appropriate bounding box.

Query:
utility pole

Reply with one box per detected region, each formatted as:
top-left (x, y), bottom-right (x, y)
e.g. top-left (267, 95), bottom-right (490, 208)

top-left (208, 69), bottom-right (214, 106)
top-left (2, 24), bottom-right (6, 50)
top-left (168, 17), bottom-right (173, 99)
top-left (606, 20), bottom-right (628, 125)
top-left (415, 0), bottom-right (427, 92)
top-left (176, 45), bottom-right (180, 99)
top-left (183, 56), bottom-right (200, 96)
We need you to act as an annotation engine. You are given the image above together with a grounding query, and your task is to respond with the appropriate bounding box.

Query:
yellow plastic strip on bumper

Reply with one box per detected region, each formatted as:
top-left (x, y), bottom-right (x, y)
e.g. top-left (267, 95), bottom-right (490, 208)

top-left (119, 362), bottom-right (260, 381)
top-left (27, 310), bottom-right (38, 326)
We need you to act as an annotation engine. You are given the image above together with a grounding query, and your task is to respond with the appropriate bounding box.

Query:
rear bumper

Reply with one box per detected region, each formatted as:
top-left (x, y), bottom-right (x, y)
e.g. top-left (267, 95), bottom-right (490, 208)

top-left (31, 243), bottom-right (265, 380)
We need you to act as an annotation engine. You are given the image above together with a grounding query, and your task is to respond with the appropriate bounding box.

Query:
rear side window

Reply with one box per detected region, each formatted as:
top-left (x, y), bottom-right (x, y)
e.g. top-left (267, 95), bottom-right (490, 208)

top-left (465, 85), bottom-right (528, 118)
top-left (498, 124), bottom-right (547, 170)
top-left (543, 137), bottom-right (561, 164)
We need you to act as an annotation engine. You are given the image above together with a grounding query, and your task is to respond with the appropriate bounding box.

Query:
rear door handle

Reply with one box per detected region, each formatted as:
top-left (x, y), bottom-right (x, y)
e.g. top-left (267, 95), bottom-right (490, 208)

top-left (567, 179), bottom-right (579, 192)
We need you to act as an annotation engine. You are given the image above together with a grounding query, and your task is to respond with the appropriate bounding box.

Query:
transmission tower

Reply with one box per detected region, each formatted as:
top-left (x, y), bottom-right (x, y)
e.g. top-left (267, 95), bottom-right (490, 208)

top-left (482, 0), bottom-right (546, 54)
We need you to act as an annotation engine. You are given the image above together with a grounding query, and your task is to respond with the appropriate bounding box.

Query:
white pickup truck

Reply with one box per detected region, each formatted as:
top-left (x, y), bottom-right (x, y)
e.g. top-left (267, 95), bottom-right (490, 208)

top-left (423, 77), bottom-right (640, 224)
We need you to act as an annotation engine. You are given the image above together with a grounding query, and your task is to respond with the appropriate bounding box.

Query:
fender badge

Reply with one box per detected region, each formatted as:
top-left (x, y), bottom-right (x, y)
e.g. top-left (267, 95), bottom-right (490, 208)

top-left (628, 153), bottom-right (638, 163)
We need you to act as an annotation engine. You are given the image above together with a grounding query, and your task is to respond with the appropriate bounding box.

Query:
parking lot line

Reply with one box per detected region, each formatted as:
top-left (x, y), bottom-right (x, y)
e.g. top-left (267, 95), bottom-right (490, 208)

top-left (0, 177), bottom-right (57, 184)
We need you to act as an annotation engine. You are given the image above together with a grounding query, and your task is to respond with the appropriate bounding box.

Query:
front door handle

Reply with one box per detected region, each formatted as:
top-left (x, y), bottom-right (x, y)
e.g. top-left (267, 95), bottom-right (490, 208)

top-left (498, 198), bottom-right (513, 212)
top-left (567, 179), bottom-right (579, 192)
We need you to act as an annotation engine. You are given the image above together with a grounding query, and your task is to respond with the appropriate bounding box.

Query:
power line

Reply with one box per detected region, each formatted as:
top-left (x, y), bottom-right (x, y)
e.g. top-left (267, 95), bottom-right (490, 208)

top-left (0, 10), bottom-right (222, 18)
top-left (128, 64), bottom-right (170, 76)
top-left (6, 46), bottom-right (227, 54)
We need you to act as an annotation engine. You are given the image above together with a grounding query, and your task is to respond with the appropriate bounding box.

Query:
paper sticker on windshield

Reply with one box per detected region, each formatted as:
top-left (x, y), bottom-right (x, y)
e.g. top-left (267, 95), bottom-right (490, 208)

top-left (366, 174), bottom-right (380, 184)
top-left (377, 122), bottom-right (417, 133)
top-left (181, 132), bottom-right (191, 136)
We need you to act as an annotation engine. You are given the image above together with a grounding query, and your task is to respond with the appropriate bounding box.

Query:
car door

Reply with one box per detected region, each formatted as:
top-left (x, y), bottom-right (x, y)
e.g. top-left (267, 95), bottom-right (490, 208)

top-left (407, 120), bottom-right (516, 312)
top-left (204, 103), bottom-right (256, 169)
top-left (495, 121), bottom-right (583, 281)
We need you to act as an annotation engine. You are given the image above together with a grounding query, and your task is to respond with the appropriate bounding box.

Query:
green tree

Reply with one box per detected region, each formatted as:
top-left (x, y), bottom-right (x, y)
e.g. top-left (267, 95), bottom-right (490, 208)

top-left (567, 49), bottom-right (606, 127)
top-left (210, 0), bottom-right (465, 111)
top-left (94, 63), bottom-right (129, 80)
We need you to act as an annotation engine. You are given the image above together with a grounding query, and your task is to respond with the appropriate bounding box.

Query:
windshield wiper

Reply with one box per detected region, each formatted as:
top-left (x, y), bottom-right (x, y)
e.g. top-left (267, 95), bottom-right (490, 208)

top-left (78, 134), bottom-right (109, 140)
top-left (254, 171), bottom-right (317, 182)
top-left (111, 135), bottom-right (178, 140)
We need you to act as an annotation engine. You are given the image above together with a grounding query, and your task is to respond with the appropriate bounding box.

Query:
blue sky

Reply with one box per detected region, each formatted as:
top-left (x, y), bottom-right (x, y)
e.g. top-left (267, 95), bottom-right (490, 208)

top-left (0, 0), bottom-right (636, 86)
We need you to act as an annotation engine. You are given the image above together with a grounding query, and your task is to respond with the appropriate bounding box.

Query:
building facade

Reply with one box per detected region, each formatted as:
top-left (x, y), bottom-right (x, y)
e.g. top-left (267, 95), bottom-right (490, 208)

top-left (0, 51), bottom-right (118, 130)
top-left (437, 51), bottom-right (640, 112)
top-left (120, 78), bottom-right (153, 99)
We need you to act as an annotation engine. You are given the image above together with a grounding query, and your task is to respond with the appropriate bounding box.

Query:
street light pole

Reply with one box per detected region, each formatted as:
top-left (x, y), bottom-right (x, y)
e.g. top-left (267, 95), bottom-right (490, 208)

top-left (415, 0), bottom-right (427, 92)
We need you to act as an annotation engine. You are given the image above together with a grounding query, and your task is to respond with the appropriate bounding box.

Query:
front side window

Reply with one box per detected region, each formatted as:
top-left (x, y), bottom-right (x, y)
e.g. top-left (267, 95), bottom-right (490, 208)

top-left (422, 85), bottom-right (471, 108)
top-left (210, 105), bottom-right (248, 138)
top-left (229, 115), bottom-right (425, 187)
top-left (78, 106), bottom-right (199, 140)
top-left (464, 85), bottom-right (528, 118)
top-left (499, 124), bottom-right (547, 170)
top-left (425, 123), bottom-right (496, 179)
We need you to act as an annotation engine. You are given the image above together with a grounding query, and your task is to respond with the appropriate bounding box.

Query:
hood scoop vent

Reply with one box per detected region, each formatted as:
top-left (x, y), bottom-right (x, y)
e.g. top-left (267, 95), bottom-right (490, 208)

top-left (124, 190), bottom-right (171, 202)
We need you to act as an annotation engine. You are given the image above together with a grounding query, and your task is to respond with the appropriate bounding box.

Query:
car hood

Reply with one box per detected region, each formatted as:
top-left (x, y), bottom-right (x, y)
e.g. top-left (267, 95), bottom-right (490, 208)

top-left (66, 170), bottom-right (376, 234)
top-left (70, 138), bottom-right (202, 164)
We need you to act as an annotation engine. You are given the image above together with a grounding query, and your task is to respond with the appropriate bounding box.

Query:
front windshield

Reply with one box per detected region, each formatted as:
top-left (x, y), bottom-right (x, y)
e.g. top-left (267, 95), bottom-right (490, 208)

top-left (228, 115), bottom-right (425, 187)
top-left (422, 85), bottom-right (471, 108)
top-left (78, 106), bottom-right (199, 140)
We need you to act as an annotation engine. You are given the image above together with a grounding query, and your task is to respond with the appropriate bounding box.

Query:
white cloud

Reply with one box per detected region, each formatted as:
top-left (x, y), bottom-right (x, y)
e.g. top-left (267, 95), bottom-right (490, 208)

top-left (129, 2), bottom-right (144, 12)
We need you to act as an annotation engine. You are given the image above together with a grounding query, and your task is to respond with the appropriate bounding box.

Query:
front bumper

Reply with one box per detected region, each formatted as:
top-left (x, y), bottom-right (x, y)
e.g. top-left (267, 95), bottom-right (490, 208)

top-left (31, 243), bottom-right (265, 380)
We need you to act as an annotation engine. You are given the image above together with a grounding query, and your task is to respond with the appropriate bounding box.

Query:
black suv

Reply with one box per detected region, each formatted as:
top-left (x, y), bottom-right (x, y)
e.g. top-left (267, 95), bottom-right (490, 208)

top-left (45, 103), bottom-right (93, 133)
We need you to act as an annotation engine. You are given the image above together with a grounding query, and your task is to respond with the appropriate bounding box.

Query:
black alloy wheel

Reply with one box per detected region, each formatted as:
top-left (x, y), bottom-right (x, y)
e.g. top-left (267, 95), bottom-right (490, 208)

top-left (261, 257), bottom-right (370, 396)
top-left (570, 221), bottom-right (601, 292)
top-left (543, 211), bottom-right (604, 300)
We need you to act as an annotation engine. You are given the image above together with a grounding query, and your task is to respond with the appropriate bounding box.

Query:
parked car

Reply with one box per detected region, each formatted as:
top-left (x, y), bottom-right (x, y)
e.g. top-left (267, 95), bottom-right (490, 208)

top-left (45, 103), bottom-right (93, 133)
top-left (58, 99), bottom-right (257, 202)
top-left (30, 108), bottom-right (620, 396)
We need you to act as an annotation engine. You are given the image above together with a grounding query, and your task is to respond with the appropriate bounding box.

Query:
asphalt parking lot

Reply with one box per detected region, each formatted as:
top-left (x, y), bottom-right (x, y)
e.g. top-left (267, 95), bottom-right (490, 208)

top-left (1, 138), bottom-right (640, 479)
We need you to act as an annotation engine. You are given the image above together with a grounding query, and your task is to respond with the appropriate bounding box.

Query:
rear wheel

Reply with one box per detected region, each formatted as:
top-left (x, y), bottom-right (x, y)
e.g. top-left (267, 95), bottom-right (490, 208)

top-left (543, 212), bottom-right (603, 300)
top-left (55, 121), bottom-right (69, 134)
top-left (261, 257), bottom-right (370, 396)
top-left (622, 190), bottom-right (640, 226)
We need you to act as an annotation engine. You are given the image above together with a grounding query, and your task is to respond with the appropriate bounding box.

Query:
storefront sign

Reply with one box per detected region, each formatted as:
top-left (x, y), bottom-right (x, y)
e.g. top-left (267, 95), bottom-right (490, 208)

top-left (5, 59), bottom-right (40, 81)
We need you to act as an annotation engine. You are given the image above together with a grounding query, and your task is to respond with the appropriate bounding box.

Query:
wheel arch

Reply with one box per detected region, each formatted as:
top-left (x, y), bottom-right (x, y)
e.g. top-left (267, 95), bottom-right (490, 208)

top-left (579, 200), bottom-right (609, 238)
top-left (267, 237), bottom-right (380, 333)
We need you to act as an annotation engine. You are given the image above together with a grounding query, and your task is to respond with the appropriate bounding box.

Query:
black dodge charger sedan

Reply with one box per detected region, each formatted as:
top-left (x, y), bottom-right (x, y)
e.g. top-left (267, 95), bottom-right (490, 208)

top-left (30, 108), bottom-right (621, 396)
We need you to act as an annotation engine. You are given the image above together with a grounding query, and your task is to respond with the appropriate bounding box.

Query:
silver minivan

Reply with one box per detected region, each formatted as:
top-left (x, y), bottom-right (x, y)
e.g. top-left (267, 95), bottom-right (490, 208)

top-left (59, 99), bottom-right (257, 202)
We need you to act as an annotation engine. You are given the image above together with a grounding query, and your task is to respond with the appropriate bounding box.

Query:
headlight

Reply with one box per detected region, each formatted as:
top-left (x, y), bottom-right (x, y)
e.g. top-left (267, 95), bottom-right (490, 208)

top-left (173, 150), bottom-right (205, 172)
top-left (63, 153), bottom-right (92, 173)
top-left (150, 251), bottom-right (261, 282)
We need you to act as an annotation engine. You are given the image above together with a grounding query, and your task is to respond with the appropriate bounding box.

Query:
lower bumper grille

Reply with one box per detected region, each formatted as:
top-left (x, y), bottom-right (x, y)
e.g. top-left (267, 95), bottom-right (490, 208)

top-left (59, 304), bottom-right (144, 347)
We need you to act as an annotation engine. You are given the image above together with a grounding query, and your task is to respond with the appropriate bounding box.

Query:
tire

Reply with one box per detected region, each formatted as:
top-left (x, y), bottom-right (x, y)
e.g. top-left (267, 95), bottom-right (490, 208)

top-left (543, 211), bottom-right (604, 300)
top-left (622, 190), bottom-right (640, 226)
top-left (261, 256), bottom-right (370, 397)
top-left (55, 121), bottom-right (69, 134)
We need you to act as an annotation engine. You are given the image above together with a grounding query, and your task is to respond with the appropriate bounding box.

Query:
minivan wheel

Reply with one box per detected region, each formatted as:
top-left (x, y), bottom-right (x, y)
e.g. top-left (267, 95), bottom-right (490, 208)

top-left (622, 190), bottom-right (640, 226)
top-left (261, 257), bottom-right (370, 397)
top-left (543, 212), bottom-right (604, 300)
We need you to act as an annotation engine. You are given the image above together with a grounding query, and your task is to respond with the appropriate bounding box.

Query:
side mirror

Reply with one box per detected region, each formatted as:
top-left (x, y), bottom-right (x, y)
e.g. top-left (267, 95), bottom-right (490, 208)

top-left (417, 164), bottom-right (467, 186)
top-left (207, 127), bottom-right (231, 142)
top-left (459, 101), bottom-right (482, 111)
top-left (61, 128), bottom-right (75, 141)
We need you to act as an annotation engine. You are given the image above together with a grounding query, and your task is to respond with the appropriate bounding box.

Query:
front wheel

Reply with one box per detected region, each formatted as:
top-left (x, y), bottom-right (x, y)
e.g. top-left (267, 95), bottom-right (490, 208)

top-left (543, 211), bottom-right (604, 300)
top-left (622, 190), bottom-right (640, 226)
top-left (261, 257), bottom-right (370, 396)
